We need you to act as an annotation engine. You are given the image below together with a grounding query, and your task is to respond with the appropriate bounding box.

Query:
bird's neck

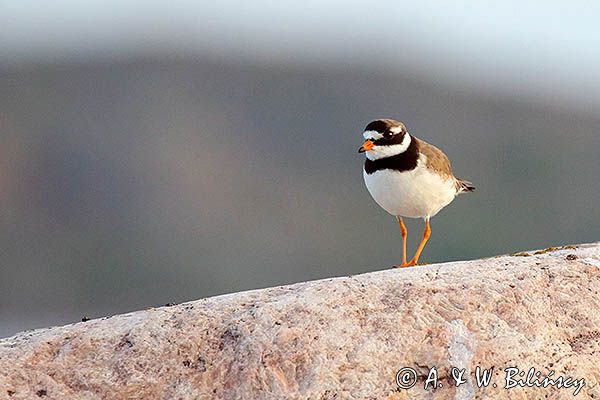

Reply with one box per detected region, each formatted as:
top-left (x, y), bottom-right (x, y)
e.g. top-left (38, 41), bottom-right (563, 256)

top-left (364, 138), bottom-right (419, 174)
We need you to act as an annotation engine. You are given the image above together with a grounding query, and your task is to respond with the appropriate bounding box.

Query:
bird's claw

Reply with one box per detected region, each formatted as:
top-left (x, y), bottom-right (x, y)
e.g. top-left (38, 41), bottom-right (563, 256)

top-left (393, 261), bottom-right (416, 268)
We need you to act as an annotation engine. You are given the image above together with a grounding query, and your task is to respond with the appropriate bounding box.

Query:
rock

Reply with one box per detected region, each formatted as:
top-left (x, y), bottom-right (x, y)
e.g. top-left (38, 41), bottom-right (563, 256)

top-left (1, 243), bottom-right (599, 399)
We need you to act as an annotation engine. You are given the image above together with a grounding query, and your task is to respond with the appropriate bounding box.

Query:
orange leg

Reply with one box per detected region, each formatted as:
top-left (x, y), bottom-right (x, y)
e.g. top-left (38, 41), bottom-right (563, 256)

top-left (396, 216), bottom-right (408, 266)
top-left (405, 218), bottom-right (431, 267)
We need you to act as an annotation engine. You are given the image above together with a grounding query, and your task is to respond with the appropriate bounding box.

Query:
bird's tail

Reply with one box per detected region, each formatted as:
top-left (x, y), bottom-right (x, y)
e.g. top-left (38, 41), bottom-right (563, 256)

top-left (456, 179), bottom-right (475, 193)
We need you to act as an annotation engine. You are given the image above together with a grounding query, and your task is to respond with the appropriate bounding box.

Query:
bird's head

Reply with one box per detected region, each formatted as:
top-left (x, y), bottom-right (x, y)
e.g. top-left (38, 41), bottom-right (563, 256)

top-left (358, 119), bottom-right (411, 160)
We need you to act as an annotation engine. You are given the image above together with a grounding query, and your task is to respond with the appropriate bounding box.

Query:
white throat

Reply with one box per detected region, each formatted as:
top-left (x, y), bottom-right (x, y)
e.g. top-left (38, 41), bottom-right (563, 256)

top-left (365, 134), bottom-right (412, 161)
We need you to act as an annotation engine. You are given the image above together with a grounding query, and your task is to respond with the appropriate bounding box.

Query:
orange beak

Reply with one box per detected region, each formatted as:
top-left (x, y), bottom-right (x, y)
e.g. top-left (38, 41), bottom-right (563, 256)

top-left (358, 140), bottom-right (375, 153)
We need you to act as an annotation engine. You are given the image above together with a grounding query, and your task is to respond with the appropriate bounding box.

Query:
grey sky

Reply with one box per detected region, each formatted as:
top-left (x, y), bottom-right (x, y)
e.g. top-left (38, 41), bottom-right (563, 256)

top-left (2, 1), bottom-right (600, 110)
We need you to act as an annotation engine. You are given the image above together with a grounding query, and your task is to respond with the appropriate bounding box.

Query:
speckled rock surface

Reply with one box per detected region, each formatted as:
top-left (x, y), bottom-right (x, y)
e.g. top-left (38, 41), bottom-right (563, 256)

top-left (1, 243), bottom-right (599, 400)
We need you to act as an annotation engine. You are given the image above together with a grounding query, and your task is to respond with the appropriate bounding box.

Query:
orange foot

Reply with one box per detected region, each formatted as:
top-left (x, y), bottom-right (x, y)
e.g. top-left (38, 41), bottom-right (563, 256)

top-left (393, 260), bottom-right (416, 268)
top-left (393, 257), bottom-right (431, 268)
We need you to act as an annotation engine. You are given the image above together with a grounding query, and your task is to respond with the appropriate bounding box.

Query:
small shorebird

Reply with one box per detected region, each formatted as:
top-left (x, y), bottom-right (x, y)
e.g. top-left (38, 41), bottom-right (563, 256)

top-left (358, 119), bottom-right (474, 267)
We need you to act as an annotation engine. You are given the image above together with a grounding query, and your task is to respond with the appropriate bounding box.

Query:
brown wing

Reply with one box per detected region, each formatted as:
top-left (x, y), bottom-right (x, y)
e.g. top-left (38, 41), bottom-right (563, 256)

top-left (415, 137), bottom-right (454, 179)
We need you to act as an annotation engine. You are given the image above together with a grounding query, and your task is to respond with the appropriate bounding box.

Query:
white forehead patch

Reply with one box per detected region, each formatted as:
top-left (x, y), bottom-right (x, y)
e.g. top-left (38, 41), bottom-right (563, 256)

top-left (365, 134), bottom-right (412, 161)
top-left (363, 130), bottom-right (383, 140)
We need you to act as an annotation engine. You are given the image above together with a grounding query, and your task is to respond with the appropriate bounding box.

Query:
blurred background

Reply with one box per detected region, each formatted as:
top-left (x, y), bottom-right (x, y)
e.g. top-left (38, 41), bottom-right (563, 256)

top-left (1, 1), bottom-right (599, 338)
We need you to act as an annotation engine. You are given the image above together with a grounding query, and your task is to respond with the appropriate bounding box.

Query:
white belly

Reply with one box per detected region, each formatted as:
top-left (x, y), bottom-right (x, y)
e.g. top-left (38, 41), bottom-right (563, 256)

top-left (363, 164), bottom-right (457, 218)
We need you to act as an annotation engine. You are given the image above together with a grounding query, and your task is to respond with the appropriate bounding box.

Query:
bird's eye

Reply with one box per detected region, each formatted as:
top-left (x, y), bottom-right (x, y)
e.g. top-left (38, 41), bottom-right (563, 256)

top-left (383, 131), bottom-right (392, 139)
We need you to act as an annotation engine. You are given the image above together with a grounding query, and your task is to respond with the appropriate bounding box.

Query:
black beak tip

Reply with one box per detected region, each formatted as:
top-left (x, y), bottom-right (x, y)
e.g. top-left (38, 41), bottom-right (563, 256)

top-left (358, 147), bottom-right (365, 153)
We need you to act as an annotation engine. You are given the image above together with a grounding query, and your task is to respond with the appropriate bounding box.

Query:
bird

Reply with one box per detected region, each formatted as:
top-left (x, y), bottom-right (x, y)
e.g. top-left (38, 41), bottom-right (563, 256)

top-left (358, 118), bottom-right (474, 268)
